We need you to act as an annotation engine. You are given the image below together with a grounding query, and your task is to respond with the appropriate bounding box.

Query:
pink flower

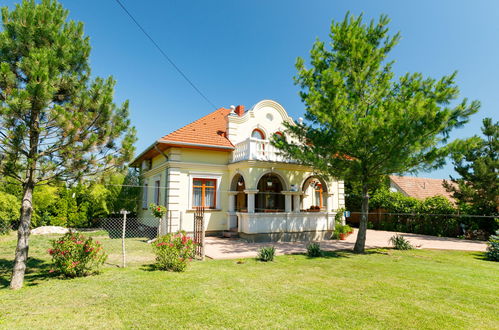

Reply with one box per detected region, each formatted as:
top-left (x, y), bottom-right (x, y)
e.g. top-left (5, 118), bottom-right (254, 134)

top-left (49, 269), bottom-right (55, 273)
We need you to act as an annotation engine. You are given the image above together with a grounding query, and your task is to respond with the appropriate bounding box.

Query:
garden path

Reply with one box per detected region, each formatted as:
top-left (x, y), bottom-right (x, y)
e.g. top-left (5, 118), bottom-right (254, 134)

top-left (205, 229), bottom-right (487, 259)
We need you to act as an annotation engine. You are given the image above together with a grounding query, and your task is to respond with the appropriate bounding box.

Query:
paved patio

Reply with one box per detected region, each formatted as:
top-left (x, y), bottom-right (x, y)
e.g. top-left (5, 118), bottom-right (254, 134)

top-left (205, 229), bottom-right (487, 259)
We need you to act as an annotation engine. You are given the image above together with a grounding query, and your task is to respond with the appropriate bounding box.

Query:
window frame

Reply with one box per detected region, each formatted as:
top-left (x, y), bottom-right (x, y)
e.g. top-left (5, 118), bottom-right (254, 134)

top-left (251, 128), bottom-right (266, 140)
top-left (192, 178), bottom-right (217, 209)
top-left (154, 180), bottom-right (161, 205)
top-left (142, 183), bottom-right (148, 209)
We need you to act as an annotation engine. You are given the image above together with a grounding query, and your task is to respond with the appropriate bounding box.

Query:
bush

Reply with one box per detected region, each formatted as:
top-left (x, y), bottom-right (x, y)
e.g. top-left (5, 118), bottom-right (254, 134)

top-left (389, 234), bottom-right (413, 250)
top-left (485, 231), bottom-right (499, 261)
top-left (153, 231), bottom-right (196, 272)
top-left (48, 232), bottom-right (107, 277)
top-left (257, 246), bottom-right (276, 262)
top-left (307, 242), bottom-right (322, 257)
top-left (0, 192), bottom-right (19, 234)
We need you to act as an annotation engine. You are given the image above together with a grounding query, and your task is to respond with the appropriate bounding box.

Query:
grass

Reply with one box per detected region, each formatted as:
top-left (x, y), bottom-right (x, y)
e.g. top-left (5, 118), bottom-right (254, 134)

top-left (0, 232), bottom-right (498, 329)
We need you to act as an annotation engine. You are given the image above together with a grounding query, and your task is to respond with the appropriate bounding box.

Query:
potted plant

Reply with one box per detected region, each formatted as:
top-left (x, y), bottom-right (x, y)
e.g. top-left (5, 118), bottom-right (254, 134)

top-left (334, 224), bottom-right (353, 240)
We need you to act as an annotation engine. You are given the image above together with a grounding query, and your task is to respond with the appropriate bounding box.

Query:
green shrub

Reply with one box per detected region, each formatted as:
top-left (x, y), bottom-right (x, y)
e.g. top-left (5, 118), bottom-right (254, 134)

top-left (389, 234), bottom-right (413, 250)
top-left (485, 231), bottom-right (499, 261)
top-left (153, 231), bottom-right (196, 272)
top-left (257, 246), bottom-right (276, 262)
top-left (307, 242), bottom-right (322, 257)
top-left (0, 192), bottom-right (20, 235)
top-left (49, 232), bottom-right (107, 277)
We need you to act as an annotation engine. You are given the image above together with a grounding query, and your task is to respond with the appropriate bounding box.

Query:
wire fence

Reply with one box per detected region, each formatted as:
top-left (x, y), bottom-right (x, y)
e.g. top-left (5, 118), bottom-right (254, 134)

top-left (74, 212), bottom-right (205, 268)
top-left (346, 211), bottom-right (497, 240)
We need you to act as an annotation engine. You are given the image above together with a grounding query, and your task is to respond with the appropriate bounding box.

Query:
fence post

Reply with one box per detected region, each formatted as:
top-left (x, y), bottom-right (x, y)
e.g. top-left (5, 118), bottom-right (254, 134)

top-left (120, 210), bottom-right (130, 268)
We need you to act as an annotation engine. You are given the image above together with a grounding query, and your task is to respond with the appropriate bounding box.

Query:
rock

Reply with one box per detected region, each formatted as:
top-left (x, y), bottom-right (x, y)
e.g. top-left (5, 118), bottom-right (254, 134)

top-left (31, 226), bottom-right (72, 235)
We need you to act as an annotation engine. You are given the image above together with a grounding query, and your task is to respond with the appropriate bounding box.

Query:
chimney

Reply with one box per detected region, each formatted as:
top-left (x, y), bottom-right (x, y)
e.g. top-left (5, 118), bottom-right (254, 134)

top-left (235, 105), bottom-right (245, 117)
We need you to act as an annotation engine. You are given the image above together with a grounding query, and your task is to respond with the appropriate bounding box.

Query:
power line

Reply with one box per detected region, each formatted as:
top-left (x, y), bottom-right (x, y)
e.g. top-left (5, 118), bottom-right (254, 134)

top-left (113, 0), bottom-right (218, 110)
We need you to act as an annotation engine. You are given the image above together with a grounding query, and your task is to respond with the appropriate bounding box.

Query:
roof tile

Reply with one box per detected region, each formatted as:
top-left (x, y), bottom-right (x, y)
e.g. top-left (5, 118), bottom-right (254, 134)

top-left (159, 107), bottom-right (234, 149)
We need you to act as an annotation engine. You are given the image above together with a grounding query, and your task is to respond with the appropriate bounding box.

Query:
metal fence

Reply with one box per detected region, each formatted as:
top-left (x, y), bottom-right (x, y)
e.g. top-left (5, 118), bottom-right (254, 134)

top-left (79, 211), bottom-right (205, 268)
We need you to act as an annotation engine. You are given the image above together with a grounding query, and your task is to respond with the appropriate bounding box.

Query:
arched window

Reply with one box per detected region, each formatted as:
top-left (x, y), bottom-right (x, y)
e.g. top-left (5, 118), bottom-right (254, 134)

top-left (251, 129), bottom-right (265, 140)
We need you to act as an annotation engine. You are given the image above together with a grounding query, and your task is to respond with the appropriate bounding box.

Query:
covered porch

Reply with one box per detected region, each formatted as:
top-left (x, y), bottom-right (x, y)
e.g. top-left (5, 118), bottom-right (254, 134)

top-left (226, 172), bottom-right (340, 242)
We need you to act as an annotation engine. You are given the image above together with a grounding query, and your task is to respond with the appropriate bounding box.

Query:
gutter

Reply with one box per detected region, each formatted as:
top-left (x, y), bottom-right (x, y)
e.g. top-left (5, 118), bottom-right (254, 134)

top-left (158, 140), bottom-right (235, 150)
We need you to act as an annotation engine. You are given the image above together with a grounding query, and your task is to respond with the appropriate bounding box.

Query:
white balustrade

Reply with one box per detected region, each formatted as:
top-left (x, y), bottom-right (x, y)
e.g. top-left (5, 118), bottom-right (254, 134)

top-left (231, 138), bottom-right (297, 163)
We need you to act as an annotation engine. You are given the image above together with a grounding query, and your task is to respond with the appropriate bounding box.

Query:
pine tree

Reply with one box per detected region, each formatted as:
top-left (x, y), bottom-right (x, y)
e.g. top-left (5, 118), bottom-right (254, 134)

top-left (0, 0), bottom-right (136, 289)
top-left (445, 118), bottom-right (498, 232)
top-left (274, 13), bottom-right (479, 253)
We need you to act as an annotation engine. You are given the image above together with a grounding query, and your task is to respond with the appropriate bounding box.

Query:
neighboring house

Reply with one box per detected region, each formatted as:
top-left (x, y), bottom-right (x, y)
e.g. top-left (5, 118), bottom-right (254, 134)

top-left (389, 175), bottom-right (456, 203)
top-left (131, 100), bottom-right (345, 242)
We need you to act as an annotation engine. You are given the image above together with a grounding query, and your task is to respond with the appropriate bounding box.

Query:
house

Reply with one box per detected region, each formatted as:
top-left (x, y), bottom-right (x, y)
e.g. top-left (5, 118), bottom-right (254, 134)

top-left (389, 175), bottom-right (456, 203)
top-left (131, 100), bottom-right (345, 242)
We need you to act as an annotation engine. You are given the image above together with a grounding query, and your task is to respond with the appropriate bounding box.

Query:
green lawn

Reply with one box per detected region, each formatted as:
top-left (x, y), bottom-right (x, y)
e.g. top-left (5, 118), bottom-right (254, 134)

top-left (0, 232), bottom-right (498, 329)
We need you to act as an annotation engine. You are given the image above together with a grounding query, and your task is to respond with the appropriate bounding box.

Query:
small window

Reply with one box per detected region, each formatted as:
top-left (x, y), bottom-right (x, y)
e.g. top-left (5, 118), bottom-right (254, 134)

top-left (142, 184), bottom-right (148, 209)
top-left (154, 180), bottom-right (160, 205)
top-left (273, 131), bottom-right (283, 139)
top-left (193, 178), bottom-right (217, 209)
top-left (251, 129), bottom-right (265, 140)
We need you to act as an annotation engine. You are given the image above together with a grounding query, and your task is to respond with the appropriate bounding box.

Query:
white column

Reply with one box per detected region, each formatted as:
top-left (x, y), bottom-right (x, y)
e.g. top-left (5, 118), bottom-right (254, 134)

top-left (282, 191), bottom-right (293, 213)
top-left (228, 191), bottom-right (237, 212)
top-left (244, 189), bottom-right (258, 213)
top-left (292, 193), bottom-right (301, 213)
top-left (227, 191), bottom-right (238, 230)
top-left (326, 193), bottom-right (334, 213)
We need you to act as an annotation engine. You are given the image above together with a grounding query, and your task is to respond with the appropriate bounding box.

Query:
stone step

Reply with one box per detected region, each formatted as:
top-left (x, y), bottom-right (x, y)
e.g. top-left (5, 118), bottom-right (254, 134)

top-left (223, 231), bottom-right (239, 238)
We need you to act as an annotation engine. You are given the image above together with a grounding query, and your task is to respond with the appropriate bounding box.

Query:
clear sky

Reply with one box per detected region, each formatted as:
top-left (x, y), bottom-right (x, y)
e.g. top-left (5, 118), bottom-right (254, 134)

top-left (3, 0), bottom-right (498, 179)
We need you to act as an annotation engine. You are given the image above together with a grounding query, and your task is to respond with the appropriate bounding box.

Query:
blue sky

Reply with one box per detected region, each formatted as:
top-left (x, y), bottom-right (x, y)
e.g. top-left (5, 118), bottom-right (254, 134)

top-left (3, 0), bottom-right (499, 179)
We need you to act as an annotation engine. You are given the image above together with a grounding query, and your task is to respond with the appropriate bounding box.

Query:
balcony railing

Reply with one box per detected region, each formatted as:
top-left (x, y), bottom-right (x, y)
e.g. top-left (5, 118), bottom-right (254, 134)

top-left (231, 138), bottom-right (296, 163)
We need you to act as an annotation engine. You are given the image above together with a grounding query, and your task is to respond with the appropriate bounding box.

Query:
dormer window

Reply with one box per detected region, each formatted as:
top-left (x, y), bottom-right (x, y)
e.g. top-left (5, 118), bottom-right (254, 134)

top-left (251, 129), bottom-right (265, 140)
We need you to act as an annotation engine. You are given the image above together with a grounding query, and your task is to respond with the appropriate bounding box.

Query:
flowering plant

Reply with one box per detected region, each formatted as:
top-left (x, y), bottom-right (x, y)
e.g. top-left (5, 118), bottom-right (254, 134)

top-left (153, 231), bottom-right (196, 272)
top-left (149, 203), bottom-right (167, 219)
top-left (48, 232), bottom-right (107, 277)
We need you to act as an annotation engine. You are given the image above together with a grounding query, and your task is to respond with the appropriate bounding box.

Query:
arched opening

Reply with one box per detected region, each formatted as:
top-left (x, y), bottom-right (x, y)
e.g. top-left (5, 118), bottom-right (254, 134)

top-left (302, 177), bottom-right (328, 211)
top-left (256, 173), bottom-right (285, 212)
top-left (230, 174), bottom-right (247, 212)
top-left (251, 128), bottom-right (265, 140)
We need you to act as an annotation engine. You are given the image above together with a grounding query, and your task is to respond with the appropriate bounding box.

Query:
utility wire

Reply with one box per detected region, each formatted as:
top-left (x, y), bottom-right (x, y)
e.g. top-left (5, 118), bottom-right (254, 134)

top-left (113, 0), bottom-right (218, 110)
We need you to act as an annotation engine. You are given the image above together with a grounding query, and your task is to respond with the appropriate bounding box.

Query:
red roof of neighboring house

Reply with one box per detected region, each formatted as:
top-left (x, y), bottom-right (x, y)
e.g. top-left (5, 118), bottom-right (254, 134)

top-left (389, 175), bottom-right (457, 203)
top-left (159, 107), bottom-right (234, 149)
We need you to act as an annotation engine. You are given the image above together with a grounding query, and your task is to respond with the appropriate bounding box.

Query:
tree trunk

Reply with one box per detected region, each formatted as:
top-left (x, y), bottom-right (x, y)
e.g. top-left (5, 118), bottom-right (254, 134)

top-left (10, 182), bottom-right (35, 290)
top-left (354, 184), bottom-right (369, 253)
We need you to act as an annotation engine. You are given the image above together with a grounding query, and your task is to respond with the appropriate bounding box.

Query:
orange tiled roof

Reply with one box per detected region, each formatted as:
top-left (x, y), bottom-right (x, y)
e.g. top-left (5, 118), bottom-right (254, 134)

top-left (389, 175), bottom-right (456, 203)
top-left (159, 107), bottom-right (234, 149)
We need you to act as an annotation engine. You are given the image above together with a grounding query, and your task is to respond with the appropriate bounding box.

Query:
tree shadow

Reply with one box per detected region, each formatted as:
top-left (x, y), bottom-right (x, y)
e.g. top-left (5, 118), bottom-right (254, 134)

top-left (471, 251), bottom-right (490, 261)
top-left (0, 257), bottom-right (55, 288)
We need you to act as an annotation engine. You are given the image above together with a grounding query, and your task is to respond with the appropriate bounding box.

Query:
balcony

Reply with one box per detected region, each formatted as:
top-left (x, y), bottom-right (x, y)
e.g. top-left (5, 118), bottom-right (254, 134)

top-left (231, 138), bottom-right (296, 163)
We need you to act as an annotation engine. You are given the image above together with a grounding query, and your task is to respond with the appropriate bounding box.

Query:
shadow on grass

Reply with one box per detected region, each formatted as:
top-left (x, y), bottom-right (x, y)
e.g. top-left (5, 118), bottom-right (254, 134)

top-left (304, 251), bottom-right (350, 259)
top-left (471, 251), bottom-right (490, 261)
top-left (0, 258), bottom-right (55, 288)
top-left (140, 264), bottom-right (158, 272)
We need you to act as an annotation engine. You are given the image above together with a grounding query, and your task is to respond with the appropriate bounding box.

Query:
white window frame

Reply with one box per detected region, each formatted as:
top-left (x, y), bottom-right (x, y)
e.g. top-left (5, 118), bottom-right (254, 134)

top-left (188, 172), bottom-right (222, 210)
top-left (142, 183), bottom-right (148, 209)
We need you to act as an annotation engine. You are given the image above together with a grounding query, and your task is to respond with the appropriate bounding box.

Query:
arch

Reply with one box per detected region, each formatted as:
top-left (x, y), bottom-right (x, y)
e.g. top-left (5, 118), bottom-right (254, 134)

top-left (254, 170), bottom-right (289, 191)
top-left (251, 128), bottom-right (265, 140)
top-left (230, 173), bottom-right (247, 212)
top-left (230, 172), bottom-right (247, 191)
top-left (255, 172), bottom-right (286, 212)
top-left (251, 99), bottom-right (295, 125)
top-left (302, 176), bottom-right (329, 211)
